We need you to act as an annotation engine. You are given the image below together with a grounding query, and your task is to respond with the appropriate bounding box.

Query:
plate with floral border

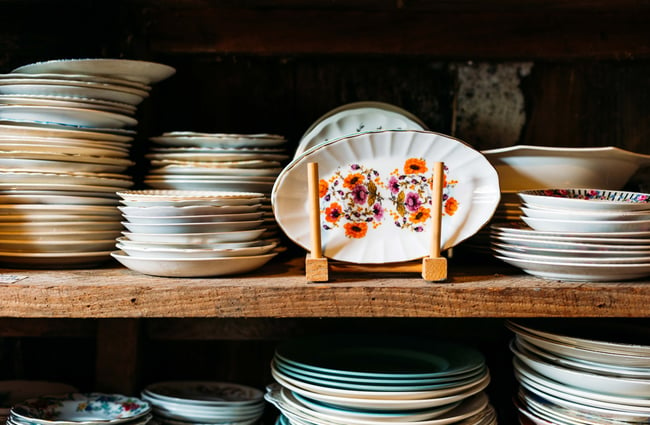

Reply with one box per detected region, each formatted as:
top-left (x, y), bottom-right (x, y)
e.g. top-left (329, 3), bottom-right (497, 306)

top-left (272, 130), bottom-right (500, 264)
top-left (11, 392), bottom-right (150, 425)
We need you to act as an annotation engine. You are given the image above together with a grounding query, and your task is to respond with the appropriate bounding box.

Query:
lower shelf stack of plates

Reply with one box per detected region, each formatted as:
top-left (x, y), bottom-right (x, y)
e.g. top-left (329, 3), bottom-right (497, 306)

top-left (8, 392), bottom-right (152, 425)
top-left (112, 190), bottom-right (280, 277)
top-left (142, 381), bottom-right (266, 425)
top-left (507, 320), bottom-right (650, 425)
top-left (266, 334), bottom-right (497, 425)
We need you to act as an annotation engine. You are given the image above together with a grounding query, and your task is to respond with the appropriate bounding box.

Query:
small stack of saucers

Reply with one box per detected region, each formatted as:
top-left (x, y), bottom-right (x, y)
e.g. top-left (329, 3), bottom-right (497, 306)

top-left (112, 190), bottom-right (280, 277)
top-left (144, 132), bottom-right (288, 195)
top-left (266, 334), bottom-right (496, 425)
top-left (491, 188), bottom-right (650, 281)
top-left (9, 392), bottom-right (151, 425)
top-left (142, 381), bottom-right (265, 425)
top-left (507, 320), bottom-right (650, 425)
top-left (0, 380), bottom-right (78, 423)
top-left (0, 58), bottom-right (175, 268)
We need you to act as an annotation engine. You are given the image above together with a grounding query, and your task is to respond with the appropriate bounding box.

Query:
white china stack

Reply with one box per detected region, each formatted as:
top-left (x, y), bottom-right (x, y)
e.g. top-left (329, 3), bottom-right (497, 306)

top-left (8, 392), bottom-right (152, 425)
top-left (112, 190), bottom-right (279, 277)
top-left (491, 188), bottom-right (650, 281)
top-left (0, 58), bottom-right (175, 268)
top-left (507, 320), bottom-right (650, 425)
top-left (141, 381), bottom-right (265, 425)
top-left (266, 334), bottom-right (497, 425)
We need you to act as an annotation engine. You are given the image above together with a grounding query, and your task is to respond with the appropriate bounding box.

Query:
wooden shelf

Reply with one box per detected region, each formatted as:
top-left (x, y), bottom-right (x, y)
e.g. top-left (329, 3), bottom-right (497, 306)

top-left (1, 255), bottom-right (648, 318)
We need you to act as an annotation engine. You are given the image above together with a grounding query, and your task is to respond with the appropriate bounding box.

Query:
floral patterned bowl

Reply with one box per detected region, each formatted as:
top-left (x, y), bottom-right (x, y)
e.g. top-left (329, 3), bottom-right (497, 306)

top-left (518, 189), bottom-right (650, 212)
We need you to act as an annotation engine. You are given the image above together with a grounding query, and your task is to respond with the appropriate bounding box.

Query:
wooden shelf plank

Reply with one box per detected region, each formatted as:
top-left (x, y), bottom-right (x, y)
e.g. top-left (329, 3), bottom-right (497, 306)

top-left (0, 256), bottom-right (648, 318)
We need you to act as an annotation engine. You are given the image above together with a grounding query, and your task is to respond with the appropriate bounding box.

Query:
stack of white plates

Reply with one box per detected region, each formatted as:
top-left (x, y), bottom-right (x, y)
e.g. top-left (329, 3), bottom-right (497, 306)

top-left (0, 380), bottom-right (78, 422)
top-left (9, 392), bottom-right (152, 425)
top-left (144, 132), bottom-right (288, 196)
top-left (266, 334), bottom-right (496, 425)
top-left (0, 58), bottom-right (175, 268)
top-left (491, 188), bottom-right (650, 281)
top-left (142, 381), bottom-right (265, 425)
top-left (507, 320), bottom-right (650, 425)
top-left (112, 190), bottom-right (280, 277)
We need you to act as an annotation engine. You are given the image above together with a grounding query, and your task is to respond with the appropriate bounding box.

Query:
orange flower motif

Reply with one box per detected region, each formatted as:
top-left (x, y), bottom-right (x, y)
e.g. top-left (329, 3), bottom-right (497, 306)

top-left (344, 222), bottom-right (368, 239)
top-left (343, 173), bottom-right (365, 189)
top-left (324, 202), bottom-right (343, 223)
top-left (319, 179), bottom-right (328, 198)
top-left (409, 207), bottom-right (431, 224)
top-left (444, 197), bottom-right (459, 216)
top-left (404, 158), bottom-right (428, 174)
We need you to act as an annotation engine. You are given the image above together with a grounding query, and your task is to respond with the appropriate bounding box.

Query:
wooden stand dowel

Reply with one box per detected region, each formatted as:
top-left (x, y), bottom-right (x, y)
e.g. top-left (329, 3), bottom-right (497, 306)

top-left (422, 161), bottom-right (448, 282)
top-left (305, 162), bottom-right (329, 282)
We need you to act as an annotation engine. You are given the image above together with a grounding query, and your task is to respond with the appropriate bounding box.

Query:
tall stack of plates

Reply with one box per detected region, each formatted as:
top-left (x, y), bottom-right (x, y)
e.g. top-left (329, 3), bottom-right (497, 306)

top-left (141, 381), bottom-right (265, 425)
top-left (491, 188), bottom-right (650, 281)
top-left (8, 392), bottom-right (152, 425)
top-left (111, 190), bottom-right (279, 277)
top-left (0, 58), bottom-right (175, 268)
top-left (507, 320), bottom-right (650, 425)
top-left (266, 334), bottom-right (497, 425)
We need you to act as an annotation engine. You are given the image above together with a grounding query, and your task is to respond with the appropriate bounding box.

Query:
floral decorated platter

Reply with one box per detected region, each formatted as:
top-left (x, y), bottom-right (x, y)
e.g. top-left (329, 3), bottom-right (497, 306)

top-left (272, 130), bottom-right (500, 263)
top-left (11, 392), bottom-right (150, 424)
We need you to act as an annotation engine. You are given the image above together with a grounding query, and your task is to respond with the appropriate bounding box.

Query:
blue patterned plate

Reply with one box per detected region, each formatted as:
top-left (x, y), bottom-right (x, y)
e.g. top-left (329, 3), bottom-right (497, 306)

top-left (11, 393), bottom-right (150, 425)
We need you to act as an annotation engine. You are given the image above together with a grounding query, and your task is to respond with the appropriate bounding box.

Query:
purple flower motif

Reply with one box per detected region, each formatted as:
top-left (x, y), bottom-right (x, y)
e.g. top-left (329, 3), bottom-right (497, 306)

top-left (405, 192), bottom-right (422, 212)
top-left (414, 226), bottom-right (424, 232)
top-left (351, 164), bottom-right (361, 170)
top-left (388, 176), bottom-right (400, 194)
top-left (373, 203), bottom-right (384, 221)
top-left (352, 184), bottom-right (369, 204)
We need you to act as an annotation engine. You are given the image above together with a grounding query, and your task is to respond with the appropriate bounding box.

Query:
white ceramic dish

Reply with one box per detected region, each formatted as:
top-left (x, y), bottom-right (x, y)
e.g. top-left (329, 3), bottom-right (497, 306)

top-left (521, 215), bottom-right (650, 233)
top-left (150, 134), bottom-right (287, 149)
top-left (121, 229), bottom-right (267, 244)
top-left (149, 165), bottom-right (282, 177)
top-left (491, 233), bottom-right (650, 252)
top-left (0, 119), bottom-right (138, 137)
top-left (117, 190), bottom-right (264, 203)
top-left (0, 192), bottom-right (119, 205)
top-left (111, 250), bottom-right (278, 277)
top-left (0, 239), bottom-right (117, 253)
top-left (491, 222), bottom-right (650, 244)
top-left (0, 213), bottom-right (118, 223)
top-left (481, 145), bottom-right (650, 191)
top-left (118, 204), bottom-right (261, 217)
top-left (145, 179), bottom-right (275, 193)
top-left (300, 101), bottom-right (428, 141)
top-left (116, 240), bottom-right (277, 259)
top-left (493, 247), bottom-right (650, 264)
top-left (518, 189), bottom-right (650, 211)
top-left (521, 205), bottom-right (650, 222)
top-left (0, 250), bottom-right (112, 268)
top-left (0, 221), bottom-right (122, 232)
top-left (0, 171), bottom-right (132, 189)
top-left (0, 83), bottom-right (145, 106)
top-left (0, 122), bottom-right (133, 143)
top-left (0, 94), bottom-right (137, 115)
top-left (12, 59), bottom-right (176, 85)
top-left (0, 141), bottom-right (129, 158)
top-left (150, 159), bottom-right (282, 170)
top-left (0, 105), bottom-right (137, 128)
top-left (273, 130), bottom-right (500, 263)
top-left (0, 230), bottom-right (122, 242)
top-left (121, 220), bottom-right (264, 234)
top-left (116, 237), bottom-right (274, 250)
top-left (122, 212), bottom-right (264, 224)
top-left (495, 254), bottom-right (650, 281)
top-left (0, 204), bottom-right (120, 216)
top-left (146, 151), bottom-right (288, 162)
top-left (295, 107), bottom-right (426, 158)
top-left (491, 241), bottom-right (650, 258)
top-left (142, 381), bottom-right (263, 405)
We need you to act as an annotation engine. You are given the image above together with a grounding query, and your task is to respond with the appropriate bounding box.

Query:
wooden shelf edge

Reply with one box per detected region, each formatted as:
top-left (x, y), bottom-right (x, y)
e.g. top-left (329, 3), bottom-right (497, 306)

top-left (0, 257), bottom-right (648, 318)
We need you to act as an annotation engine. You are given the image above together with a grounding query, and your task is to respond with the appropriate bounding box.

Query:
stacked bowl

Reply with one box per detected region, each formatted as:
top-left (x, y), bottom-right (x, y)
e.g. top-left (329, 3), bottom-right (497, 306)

top-left (508, 320), bottom-right (650, 425)
top-left (112, 190), bottom-right (279, 277)
top-left (142, 381), bottom-right (265, 425)
top-left (266, 334), bottom-right (496, 425)
top-left (0, 58), bottom-right (175, 268)
top-left (491, 188), bottom-right (650, 281)
top-left (8, 392), bottom-right (151, 425)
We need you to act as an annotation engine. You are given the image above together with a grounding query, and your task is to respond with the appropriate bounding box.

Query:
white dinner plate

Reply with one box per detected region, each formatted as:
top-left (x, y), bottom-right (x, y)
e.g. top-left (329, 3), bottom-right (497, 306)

top-left (0, 72), bottom-right (150, 91)
top-left (273, 130), bottom-right (500, 263)
top-left (0, 141), bottom-right (129, 158)
top-left (0, 105), bottom-right (137, 128)
top-left (145, 179), bottom-right (274, 193)
top-left (0, 122), bottom-right (133, 143)
top-left (148, 165), bottom-right (282, 177)
top-left (0, 250), bottom-right (113, 268)
top-left (13, 58), bottom-right (176, 85)
top-left (122, 212), bottom-right (264, 224)
top-left (518, 189), bottom-right (650, 212)
top-left (121, 220), bottom-right (264, 234)
top-left (0, 94), bottom-right (137, 115)
top-left (495, 254), bottom-right (650, 281)
top-left (295, 107), bottom-right (426, 158)
top-left (493, 247), bottom-right (650, 264)
top-left (491, 241), bottom-right (650, 257)
top-left (491, 222), bottom-right (650, 244)
top-left (146, 151), bottom-right (289, 162)
top-left (490, 232), bottom-right (650, 252)
top-left (118, 204), bottom-right (261, 217)
top-left (520, 205), bottom-right (650, 222)
top-left (111, 250), bottom-right (278, 277)
top-left (121, 229), bottom-right (267, 244)
top-left (521, 215), bottom-right (650, 233)
top-left (0, 171), bottom-right (132, 189)
top-left (116, 240), bottom-right (277, 259)
top-left (0, 239), bottom-right (117, 253)
top-left (0, 82), bottom-right (146, 106)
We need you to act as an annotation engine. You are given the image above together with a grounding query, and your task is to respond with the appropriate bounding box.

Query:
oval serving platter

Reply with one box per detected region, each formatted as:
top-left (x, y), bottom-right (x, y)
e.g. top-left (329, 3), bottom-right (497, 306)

top-left (272, 130), bottom-right (500, 264)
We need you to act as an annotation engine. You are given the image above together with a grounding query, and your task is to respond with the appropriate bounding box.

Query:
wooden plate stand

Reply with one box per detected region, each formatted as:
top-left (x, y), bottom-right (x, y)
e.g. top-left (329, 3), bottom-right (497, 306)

top-left (305, 162), bottom-right (447, 283)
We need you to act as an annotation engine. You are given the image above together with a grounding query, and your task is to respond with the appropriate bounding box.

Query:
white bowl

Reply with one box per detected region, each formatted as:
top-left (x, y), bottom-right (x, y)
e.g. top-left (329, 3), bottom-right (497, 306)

top-left (521, 206), bottom-right (650, 222)
top-left (518, 189), bottom-right (650, 211)
top-left (481, 145), bottom-right (650, 191)
top-left (111, 250), bottom-right (278, 277)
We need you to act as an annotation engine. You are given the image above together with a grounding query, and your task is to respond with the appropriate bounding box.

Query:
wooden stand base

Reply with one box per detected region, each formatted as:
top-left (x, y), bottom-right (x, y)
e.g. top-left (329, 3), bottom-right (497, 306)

top-left (305, 254), bottom-right (329, 282)
top-left (421, 257), bottom-right (448, 282)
